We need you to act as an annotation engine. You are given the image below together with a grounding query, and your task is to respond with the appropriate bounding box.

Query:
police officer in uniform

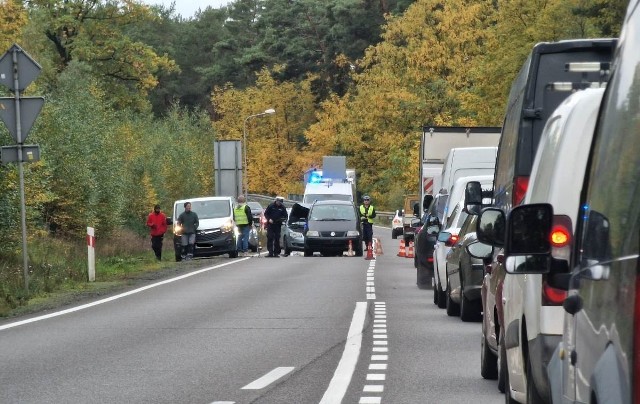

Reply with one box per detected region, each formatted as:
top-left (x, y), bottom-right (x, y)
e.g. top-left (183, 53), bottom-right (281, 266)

top-left (264, 196), bottom-right (288, 257)
top-left (359, 195), bottom-right (377, 250)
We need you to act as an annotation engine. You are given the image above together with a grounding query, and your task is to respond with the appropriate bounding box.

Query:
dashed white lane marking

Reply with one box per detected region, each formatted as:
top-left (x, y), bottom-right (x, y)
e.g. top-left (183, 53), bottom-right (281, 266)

top-left (210, 402), bottom-right (235, 404)
top-left (241, 367), bottom-right (295, 390)
top-left (359, 397), bottom-right (382, 404)
top-left (369, 363), bottom-right (388, 370)
top-left (364, 385), bottom-right (384, 393)
top-left (319, 302), bottom-right (368, 404)
top-left (366, 373), bottom-right (386, 381)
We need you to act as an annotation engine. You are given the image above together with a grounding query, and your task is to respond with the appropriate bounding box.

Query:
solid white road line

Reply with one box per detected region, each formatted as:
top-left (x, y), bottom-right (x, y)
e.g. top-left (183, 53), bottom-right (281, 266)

top-left (241, 367), bottom-right (295, 390)
top-left (0, 259), bottom-right (244, 331)
top-left (319, 302), bottom-right (368, 404)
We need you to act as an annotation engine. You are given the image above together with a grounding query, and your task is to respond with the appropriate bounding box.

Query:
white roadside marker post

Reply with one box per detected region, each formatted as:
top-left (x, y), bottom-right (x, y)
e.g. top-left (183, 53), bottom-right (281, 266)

top-left (87, 227), bottom-right (95, 282)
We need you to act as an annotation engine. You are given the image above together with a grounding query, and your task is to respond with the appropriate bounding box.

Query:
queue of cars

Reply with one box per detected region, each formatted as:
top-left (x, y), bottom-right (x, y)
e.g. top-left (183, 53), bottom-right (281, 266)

top-left (412, 7), bottom-right (640, 401)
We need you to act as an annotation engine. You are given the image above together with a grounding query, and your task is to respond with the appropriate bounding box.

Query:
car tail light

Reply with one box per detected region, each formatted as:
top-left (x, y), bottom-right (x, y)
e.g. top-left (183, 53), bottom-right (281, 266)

top-left (542, 281), bottom-right (567, 306)
top-left (445, 234), bottom-right (459, 247)
top-left (513, 176), bottom-right (529, 206)
top-left (550, 215), bottom-right (573, 261)
top-left (428, 257), bottom-right (433, 263)
top-left (634, 275), bottom-right (640, 404)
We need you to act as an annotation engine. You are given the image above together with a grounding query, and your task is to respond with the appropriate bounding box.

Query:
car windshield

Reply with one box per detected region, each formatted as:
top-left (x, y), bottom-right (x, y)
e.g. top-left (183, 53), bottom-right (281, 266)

top-left (310, 204), bottom-right (356, 221)
top-left (186, 200), bottom-right (231, 219)
top-left (247, 202), bottom-right (262, 211)
top-left (303, 194), bottom-right (352, 203)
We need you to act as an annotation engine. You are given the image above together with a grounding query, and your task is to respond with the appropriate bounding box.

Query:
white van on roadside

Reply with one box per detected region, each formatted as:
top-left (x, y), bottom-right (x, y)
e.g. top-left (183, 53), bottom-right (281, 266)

top-left (501, 87), bottom-right (605, 403)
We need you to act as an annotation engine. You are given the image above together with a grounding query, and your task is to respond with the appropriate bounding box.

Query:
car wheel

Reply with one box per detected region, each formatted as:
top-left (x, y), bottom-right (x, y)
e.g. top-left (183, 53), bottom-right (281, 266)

top-left (498, 337), bottom-right (507, 393)
top-left (526, 354), bottom-right (546, 404)
top-left (416, 266), bottom-right (431, 289)
top-left (355, 245), bottom-right (363, 257)
top-left (392, 229), bottom-right (398, 239)
top-left (445, 276), bottom-right (460, 317)
top-left (250, 244), bottom-right (258, 253)
top-left (460, 282), bottom-right (481, 322)
top-left (436, 275), bottom-right (447, 309)
top-left (229, 250), bottom-right (238, 258)
top-left (433, 276), bottom-right (439, 304)
top-left (303, 248), bottom-right (312, 257)
top-left (175, 251), bottom-right (182, 262)
top-left (504, 346), bottom-right (517, 403)
top-left (481, 328), bottom-right (498, 379)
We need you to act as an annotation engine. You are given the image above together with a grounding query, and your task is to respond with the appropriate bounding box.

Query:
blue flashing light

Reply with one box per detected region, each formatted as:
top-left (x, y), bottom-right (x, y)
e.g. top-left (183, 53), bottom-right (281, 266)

top-left (309, 172), bottom-right (322, 183)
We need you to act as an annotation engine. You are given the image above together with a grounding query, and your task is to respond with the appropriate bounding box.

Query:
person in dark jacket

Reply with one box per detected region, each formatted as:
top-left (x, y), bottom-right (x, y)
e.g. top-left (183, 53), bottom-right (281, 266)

top-left (234, 195), bottom-right (253, 256)
top-left (146, 204), bottom-right (168, 260)
top-left (177, 201), bottom-right (199, 260)
top-left (263, 196), bottom-right (288, 257)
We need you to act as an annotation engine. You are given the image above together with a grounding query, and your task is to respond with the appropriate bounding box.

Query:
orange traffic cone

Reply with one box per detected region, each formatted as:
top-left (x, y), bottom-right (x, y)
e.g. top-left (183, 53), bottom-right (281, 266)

top-left (347, 240), bottom-right (355, 256)
top-left (375, 238), bottom-right (383, 255)
top-left (397, 239), bottom-right (406, 257)
top-left (365, 242), bottom-right (374, 260)
top-left (406, 241), bottom-right (415, 258)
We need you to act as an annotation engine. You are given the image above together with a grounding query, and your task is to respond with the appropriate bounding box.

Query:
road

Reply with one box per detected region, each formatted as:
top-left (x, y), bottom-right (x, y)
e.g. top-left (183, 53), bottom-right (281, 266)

top-left (0, 227), bottom-right (503, 404)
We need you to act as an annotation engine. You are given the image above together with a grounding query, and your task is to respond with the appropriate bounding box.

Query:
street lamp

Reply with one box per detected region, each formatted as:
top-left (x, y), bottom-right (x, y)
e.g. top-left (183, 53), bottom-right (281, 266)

top-left (243, 108), bottom-right (276, 196)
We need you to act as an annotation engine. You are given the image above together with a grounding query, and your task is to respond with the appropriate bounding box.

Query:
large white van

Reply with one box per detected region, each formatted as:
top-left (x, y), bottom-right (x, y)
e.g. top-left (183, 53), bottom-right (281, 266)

top-left (501, 88), bottom-right (605, 403)
top-left (439, 147), bottom-right (497, 196)
top-left (302, 181), bottom-right (354, 204)
top-left (171, 196), bottom-right (238, 261)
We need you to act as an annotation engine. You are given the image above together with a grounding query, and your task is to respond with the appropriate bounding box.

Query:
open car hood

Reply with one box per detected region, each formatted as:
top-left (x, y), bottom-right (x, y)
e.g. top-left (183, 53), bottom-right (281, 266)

top-left (288, 203), bottom-right (310, 226)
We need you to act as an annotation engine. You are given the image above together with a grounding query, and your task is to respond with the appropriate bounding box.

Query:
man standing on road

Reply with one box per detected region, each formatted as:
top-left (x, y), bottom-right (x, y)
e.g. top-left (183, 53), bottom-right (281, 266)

top-left (177, 202), bottom-right (199, 260)
top-left (146, 204), bottom-right (168, 261)
top-left (264, 196), bottom-right (288, 257)
top-left (359, 195), bottom-right (377, 251)
top-left (234, 195), bottom-right (253, 256)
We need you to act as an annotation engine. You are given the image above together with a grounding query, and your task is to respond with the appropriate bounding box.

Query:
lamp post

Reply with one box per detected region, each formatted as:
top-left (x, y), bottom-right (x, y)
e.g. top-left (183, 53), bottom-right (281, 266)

top-left (243, 108), bottom-right (275, 197)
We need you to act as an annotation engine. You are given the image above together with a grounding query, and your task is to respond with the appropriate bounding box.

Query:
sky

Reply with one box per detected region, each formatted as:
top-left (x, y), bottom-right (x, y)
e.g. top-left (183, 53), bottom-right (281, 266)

top-left (148, 0), bottom-right (231, 18)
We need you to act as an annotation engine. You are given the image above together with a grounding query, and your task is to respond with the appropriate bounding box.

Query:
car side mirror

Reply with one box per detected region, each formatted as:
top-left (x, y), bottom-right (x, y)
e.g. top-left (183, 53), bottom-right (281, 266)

top-left (464, 181), bottom-right (483, 215)
top-left (476, 208), bottom-right (505, 247)
top-left (505, 203), bottom-right (553, 256)
top-left (437, 231), bottom-right (451, 243)
top-left (466, 241), bottom-right (493, 259)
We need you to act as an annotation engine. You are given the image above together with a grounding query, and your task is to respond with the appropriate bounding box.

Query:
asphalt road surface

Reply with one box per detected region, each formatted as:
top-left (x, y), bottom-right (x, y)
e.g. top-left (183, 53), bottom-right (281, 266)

top-left (0, 226), bottom-right (503, 404)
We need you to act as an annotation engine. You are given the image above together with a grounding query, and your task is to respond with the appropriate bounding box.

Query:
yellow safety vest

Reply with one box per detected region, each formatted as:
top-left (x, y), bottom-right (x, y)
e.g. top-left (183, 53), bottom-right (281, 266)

top-left (360, 204), bottom-right (375, 224)
top-left (234, 204), bottom-right (249, 225)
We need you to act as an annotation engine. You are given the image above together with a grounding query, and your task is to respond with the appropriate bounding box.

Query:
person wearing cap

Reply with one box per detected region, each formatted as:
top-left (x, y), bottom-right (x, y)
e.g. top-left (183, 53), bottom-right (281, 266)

top-left (264, 196), bottom-right (288, 257)
top-left (146, 204), bottom-right (168, 260)
top-left (234, 195), bottom-right (253, 256)
top-left (359, 195), bottom-right (377, 250)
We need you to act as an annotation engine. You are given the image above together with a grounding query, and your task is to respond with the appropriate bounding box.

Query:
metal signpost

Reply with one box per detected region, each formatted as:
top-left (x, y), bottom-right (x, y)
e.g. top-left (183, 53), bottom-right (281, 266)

top-left (0, 44), bottom-right (44, 291)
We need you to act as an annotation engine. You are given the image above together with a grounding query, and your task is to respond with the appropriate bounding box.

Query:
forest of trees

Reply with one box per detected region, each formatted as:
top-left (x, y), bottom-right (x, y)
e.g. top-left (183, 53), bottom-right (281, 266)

top-left (0, 0), bottom-right (628, 273)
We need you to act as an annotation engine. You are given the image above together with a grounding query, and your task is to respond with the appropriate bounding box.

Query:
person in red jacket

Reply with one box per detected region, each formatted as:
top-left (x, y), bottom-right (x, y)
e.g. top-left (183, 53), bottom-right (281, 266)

top-left (146, 204), bottom-right (168, 260)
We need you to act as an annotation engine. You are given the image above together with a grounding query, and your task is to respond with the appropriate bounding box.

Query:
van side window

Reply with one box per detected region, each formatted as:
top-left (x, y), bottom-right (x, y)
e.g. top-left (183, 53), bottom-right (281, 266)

top-left (579, 29), bottom-right (640, 263)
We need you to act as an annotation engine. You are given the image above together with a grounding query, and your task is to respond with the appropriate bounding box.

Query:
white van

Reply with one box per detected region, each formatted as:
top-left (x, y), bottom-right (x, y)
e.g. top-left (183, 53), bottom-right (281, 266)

top-left (302, 181), bottom-right (354, 204)
top-left (439, 147), bottom-right (497, 196)
top-left (501, 88), bottom-right (605, 403)
top-left (172, 196), bottom-right (238, 261)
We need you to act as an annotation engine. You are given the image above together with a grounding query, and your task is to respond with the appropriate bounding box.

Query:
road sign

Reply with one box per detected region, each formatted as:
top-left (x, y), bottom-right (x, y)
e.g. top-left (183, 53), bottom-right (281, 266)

top-left (1, 145), bottom-right (40, 164)
top-left (0, 97), bottom-right (44, 143)
top-left (0, 44), bottom-right (42, 91)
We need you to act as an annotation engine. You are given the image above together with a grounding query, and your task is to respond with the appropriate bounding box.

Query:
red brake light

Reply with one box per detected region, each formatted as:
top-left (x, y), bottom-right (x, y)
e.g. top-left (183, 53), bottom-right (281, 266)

top-left (445, 234), bottom-right (459, 247)
top-left (550, 225), bottom-right (571, 247)
top-left (513, 176), bottom-right (529, 206)
top-left (542, 281), bottom-right (567, 306)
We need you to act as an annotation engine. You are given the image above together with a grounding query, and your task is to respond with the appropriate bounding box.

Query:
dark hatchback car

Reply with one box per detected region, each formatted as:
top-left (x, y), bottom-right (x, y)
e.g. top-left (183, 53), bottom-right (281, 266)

top-left (247, 201), bottom-right (263, 225)
top-left (444, 214), bottom-right (491, 321)
top-left (303, 200), bottom-right (363, 257)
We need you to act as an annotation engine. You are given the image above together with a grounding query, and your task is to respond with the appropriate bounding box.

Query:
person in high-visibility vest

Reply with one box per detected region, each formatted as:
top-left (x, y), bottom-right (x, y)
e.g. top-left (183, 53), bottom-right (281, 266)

top-left (234, 195), bottom-right (253, 256)
top-left (359, 195), bottom-right (377, 249)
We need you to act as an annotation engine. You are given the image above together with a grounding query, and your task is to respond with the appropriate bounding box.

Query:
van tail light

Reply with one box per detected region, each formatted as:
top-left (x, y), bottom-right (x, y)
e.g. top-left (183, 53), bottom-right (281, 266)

top-left (513, 176), bottom-right (529, 206)
top-left (634, 275), bottom-right (640, 404)
top-left (428, 257), bottom-right (433, 263)
top-left (445, 234), bottom-right (459, 247)
top-left (542, 281), bottom-right (567, 306)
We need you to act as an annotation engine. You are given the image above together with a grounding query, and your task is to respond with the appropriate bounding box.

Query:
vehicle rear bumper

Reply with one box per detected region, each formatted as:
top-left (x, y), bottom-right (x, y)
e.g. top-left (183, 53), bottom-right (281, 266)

top-left (306, 236), bottom-right (361, 252)
top-left (174, 231), bottom-right (236, 256)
